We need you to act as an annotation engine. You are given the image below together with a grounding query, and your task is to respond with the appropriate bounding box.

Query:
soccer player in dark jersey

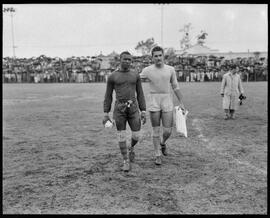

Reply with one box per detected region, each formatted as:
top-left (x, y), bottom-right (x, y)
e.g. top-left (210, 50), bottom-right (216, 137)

top-left (103, 51), bottom-right (146, 172)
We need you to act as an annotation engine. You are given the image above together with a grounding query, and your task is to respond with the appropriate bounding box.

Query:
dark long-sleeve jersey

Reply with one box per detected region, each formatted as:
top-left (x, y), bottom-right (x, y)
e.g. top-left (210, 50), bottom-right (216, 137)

top-left (103, 69), bottom-right (146, 113)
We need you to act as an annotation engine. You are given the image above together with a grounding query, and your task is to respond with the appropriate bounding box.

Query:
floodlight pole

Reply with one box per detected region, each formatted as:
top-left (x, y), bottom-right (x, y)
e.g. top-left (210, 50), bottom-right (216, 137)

top-left (161, 4), bottom-right (163, 47)
top-left (11, 11), bottom-right (16, 58)
top-left (247, 49), bottom-right (249, 82)
top-left (3, 7), bottom-right (16, 58)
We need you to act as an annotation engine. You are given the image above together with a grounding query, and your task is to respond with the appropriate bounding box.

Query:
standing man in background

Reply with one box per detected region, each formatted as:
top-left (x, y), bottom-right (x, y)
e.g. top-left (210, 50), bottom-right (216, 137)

top-left (220, 65), bottom-right (245, 120)
top-left (140, 46), bottom-right (186, 166)
top-left (103, 51), bottom-right (146, 172)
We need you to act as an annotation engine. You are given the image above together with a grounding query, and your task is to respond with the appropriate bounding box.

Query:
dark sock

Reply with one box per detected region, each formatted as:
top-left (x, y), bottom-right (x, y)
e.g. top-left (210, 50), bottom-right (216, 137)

top-left (119, 141), bottom-right (128, 160)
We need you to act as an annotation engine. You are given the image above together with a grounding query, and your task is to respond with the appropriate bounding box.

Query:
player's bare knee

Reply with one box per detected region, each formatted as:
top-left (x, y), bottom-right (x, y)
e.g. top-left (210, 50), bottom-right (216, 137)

top-left (163, 127), bottom-right (172, 138)
top-left (152, 126), bottom-right (160, 138)
top-left (131, 131), bottom-right (140, 141)
top-left (117, 130), bottom-right (126, 142)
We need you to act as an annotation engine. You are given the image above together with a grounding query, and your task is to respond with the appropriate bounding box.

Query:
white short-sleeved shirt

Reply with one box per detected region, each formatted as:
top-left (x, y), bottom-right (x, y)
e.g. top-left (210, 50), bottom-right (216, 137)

top-left (140, 64), bottom-right (179, 93)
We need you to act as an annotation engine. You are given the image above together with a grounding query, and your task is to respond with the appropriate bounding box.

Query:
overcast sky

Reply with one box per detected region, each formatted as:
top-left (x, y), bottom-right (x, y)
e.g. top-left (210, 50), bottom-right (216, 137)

top-left (2, 3), bottom-right (268, 58)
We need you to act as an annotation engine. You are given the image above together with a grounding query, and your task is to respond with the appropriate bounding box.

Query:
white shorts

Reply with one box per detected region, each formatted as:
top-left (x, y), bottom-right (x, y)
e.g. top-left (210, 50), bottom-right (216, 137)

top-left (148, 93), bottom-right (174, 112)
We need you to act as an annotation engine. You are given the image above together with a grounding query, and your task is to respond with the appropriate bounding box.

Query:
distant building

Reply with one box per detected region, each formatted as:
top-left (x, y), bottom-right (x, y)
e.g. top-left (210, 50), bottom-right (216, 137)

top-left (175, 44), bottom-right (267, 59)
top-left (210, 51), bottom-right (268, 60)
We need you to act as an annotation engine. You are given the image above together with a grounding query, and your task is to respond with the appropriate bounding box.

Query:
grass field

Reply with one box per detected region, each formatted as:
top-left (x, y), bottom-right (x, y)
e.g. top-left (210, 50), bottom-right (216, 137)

top-left (3, 82), bottom-right (267, 214)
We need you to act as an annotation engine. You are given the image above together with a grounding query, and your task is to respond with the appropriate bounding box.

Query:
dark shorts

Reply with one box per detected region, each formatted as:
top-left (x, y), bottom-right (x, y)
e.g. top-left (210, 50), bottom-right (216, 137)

top-left (113, 101), bottom-right (141, 131)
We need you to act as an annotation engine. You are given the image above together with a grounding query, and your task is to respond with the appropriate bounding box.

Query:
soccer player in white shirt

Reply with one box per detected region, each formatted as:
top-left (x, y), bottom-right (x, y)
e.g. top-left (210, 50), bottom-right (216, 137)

top-left (140, 46), bottom-right (186, 165)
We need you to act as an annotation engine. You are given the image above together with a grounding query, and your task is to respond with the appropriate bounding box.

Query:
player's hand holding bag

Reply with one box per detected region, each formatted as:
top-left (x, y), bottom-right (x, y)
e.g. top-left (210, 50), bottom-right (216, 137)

top-left (175, 106), bottom-right (188, 137)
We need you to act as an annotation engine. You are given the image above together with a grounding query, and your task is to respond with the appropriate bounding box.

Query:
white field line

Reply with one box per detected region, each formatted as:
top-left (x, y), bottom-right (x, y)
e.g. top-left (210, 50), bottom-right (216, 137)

top-left (3, 95), bottom-right (76, 104)
top-left (192, 118), bottom-right (267, 175)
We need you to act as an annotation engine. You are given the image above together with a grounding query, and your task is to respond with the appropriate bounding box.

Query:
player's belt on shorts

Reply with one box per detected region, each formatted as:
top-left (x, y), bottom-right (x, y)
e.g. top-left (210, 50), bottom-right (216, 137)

top-left (116, 99), bottom-right (134, 108)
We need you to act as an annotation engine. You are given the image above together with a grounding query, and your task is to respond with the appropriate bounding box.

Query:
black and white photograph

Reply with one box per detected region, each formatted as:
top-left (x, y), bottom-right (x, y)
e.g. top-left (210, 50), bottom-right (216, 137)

top-left (2, 3), bottom-right (267, 214)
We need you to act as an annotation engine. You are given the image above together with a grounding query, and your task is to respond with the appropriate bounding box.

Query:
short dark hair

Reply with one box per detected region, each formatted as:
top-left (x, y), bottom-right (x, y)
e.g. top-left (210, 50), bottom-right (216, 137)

top-left (151, 46), bottom-right (164, 56)
top-left (120, 51), bottom-right (132, 59)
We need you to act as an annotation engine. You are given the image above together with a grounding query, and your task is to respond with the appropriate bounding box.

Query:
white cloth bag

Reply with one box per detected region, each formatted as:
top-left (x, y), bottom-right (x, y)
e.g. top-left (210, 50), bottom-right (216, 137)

top-left (175, 106), bottom-right (188, 137)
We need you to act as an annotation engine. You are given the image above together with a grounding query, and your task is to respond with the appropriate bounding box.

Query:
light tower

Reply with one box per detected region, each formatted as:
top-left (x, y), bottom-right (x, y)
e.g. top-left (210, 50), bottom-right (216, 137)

top-left (158, 4), bottom-right (168, 48)
top-left (3, 7), bottom-right (16, 58)
top-left (161, 4), bottom-right (164, 47)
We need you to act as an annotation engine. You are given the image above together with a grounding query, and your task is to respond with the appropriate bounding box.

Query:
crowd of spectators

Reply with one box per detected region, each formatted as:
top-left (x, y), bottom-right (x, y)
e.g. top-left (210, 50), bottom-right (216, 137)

top-left (2, 55), bottom-right (105, 83)
top-left (2, 54), bottom-right (268, 83)
top-left (167, 55), bottom-right (268, 82)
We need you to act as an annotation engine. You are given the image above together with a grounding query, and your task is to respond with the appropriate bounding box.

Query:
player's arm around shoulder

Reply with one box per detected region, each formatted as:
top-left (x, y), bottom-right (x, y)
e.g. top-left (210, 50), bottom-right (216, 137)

top-left (139, 66), bottom-right (149, 79)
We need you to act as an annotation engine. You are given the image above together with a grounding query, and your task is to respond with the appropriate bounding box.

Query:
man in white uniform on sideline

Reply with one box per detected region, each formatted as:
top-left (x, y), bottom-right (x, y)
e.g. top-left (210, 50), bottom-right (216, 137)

top-left (140, 46), bottom-right (186, 165)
